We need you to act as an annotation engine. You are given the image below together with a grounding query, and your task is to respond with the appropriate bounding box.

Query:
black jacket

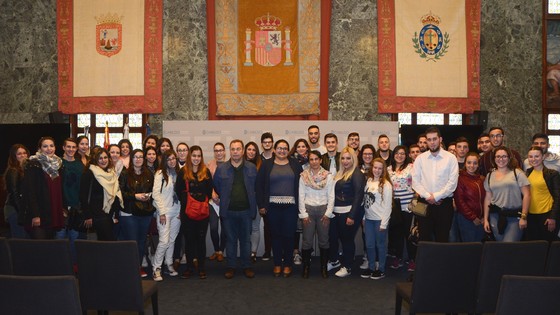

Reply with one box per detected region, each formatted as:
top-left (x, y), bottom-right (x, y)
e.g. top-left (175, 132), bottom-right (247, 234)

top-left (256, 157), bottom-right (303, 210)
top-left (321, 152), bottom-right (340, 173)
top-left (526, 166), bottom-right (560, 220)
top-left (119, 170), bottom-right (155, 216)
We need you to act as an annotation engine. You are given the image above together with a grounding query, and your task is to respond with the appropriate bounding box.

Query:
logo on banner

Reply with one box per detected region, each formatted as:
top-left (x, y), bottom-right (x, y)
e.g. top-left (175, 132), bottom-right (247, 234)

top-left (412, 12), bottom-right (450, 62)
top-left (243, 13), bottom-right (293, 67)
top-left (95, 13), bottom-right (123, 57)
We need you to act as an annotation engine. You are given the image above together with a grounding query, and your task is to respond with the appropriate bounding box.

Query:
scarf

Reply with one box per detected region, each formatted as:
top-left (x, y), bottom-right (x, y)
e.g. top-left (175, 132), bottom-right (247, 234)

top-left (90, 165), bottom-right (124, 214)
top-left (29, 151), bottom-right (62, 179)
top-left (301, 166), bottom-right (329, 190)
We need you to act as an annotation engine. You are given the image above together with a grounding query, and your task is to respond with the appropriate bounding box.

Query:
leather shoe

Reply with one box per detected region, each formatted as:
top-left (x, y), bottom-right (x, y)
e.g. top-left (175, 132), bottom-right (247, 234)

top-left (283, 266), bottom-right (292, 278)
top-left (224, 268), bottom-right (235, 279)
top-left (273, 266), bottom-right (282, 277)
top-left (180, 270), bottom-right (193, 279)
top-left (209, 252), bottom-right (218, 260)
top-left (217, 251), bottom-right (224, 262)
top-left (199, 271), bottom-right (207, 279)
top-left (244, 268), bottom-right (255, 278)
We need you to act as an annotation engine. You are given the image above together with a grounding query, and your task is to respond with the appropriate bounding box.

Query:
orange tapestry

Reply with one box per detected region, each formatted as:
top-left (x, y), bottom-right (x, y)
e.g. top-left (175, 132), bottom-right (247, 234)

top-left (208, 0), bottom-right (331, 118)
top-left (57, 0), bottom-right (163, 114)
top-left (377, 0), bottom-right (480, 113)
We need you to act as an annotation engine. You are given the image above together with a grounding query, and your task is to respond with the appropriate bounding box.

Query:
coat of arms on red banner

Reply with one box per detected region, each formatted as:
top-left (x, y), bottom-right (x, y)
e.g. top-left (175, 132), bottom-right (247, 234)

top-left (95, 13), bottom-right (123, 57)
top-left (243, 13), bottom-right (293, 67)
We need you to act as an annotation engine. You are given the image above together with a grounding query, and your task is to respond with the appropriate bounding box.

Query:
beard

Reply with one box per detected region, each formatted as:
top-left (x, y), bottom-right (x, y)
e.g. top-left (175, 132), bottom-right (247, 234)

top-left (429, 146), bottom-right (440, 153)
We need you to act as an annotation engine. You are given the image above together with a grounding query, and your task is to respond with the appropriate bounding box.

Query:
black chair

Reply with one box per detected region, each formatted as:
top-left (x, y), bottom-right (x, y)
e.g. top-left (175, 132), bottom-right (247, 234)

top-left (9, 239), bottom-right (73, 275)
top-left (0, 237), bottom-right (13, 275)
top-left (0, 275), bottom-right (82, 315)
top-left (75, 240), bottom-right (158, 315)
top-left (495, 275), bottom-right (560, 315)
top-left (395, 241), bottom-right (483, 315)
top-left (545, 241), bottom-right (560, 276)
top-left (475, 240), bottom-right (548, 314)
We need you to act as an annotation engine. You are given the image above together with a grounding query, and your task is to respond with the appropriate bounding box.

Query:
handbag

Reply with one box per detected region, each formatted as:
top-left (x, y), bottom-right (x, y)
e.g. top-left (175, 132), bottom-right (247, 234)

top-left (409, 198), bottom-right (429, 217)
top-left (184, 180), bottom-right (209, 220)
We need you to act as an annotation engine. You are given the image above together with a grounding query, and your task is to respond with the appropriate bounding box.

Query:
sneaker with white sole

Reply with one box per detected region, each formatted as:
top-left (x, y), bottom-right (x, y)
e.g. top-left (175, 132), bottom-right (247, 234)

top-left (359, 258), bottom-right (369, 270)
top-left (389, 258), bottom-right (403, 270)
top-left (142, 256), bottom-right (149, 268)
top-left (153, 268), bottom-right (163, 282)
top-left (293, 253), bottom-right (302, 265)
top-left (327, 260), bottom-right (341, 271)
top-left (371, 270), bottom-right (385, 280)
top-left (167, 264), bottom-right (178, 276)
top-left (407, 260), bottom-right (416, 272)
top-left (335, 266), bottom-right (351, 277)
top-left (360, 269), bottom-right (374, 279)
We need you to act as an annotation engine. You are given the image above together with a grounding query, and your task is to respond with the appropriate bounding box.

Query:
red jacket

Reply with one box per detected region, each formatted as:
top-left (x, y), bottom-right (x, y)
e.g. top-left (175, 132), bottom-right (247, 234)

top-left (454, 170), bottom-right (486, 221)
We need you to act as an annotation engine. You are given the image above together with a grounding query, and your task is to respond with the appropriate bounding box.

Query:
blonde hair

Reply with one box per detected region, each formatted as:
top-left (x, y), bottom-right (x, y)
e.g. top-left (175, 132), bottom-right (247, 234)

top-left (335, 147), bottom-right (358, 181)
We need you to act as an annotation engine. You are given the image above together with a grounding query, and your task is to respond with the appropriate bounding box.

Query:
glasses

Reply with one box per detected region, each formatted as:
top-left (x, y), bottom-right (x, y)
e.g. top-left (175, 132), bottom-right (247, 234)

top-left (495, 155), bottom-right (509, 159)
top-left (177, 149), bottom-right (188, 153)
top-left (167, 157), bottom-right (177, 161)
top-left (133, 156), bottom-right (144, 160)
top-left (490, 134), bottom-right (504, 139)
top-left (276, 147), bottom-right (289, 151)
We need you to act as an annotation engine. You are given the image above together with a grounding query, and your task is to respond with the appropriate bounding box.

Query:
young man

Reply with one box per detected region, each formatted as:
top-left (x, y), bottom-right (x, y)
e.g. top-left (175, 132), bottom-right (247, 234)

top-left (479, 127), bottom-right (522, 176)
top-left (523, 133), bottom-right (560, 171)
top-left (454, 137), bottom-right (470, 169)
top-left (417, 134), bottom-right (428, 153)
top-left (411, 127), bottom-right (459, 242)
top-left (308, 125), bottom-right (327, 155)
top-left (347, 132), bottom-right (360, 155)
top-left (213, 139), bottom-right (258, 279)
top-left (375, 134), bottom-right (393, 163)
top-left (260, 132), bottom-right (274, 160)
top-left (408, 144), bottom-right (421, 162)
top-left (477, 133), bottom-right (492, 155)
top-left (321, 133), bottom-right (340, 174)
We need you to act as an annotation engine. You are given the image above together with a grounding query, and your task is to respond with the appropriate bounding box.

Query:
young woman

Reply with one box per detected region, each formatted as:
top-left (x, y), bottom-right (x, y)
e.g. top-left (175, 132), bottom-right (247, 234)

top-left (454, 152), bottom-right (486, 242)
top-left (358, 144), bottom-right (375, 270)
top-left (80, 147), bottom-right (123, 241)
top-left (362, 158), bottom-right (392, 280)
top-left (156, 138), bottom-right (173, 162)
top-left (152, 150), bottom-right (181, 281)
top-left (483, 146), bottom-right (530, 242)
top-left (298, 150), bottom-right (334, 278)
top-left (144, 146), bottom-right (158, 174)
top-left (207, 142), bottom-right (227, 262)
top-left (76, 135), bottom-right (90, 166)
top-left (118, 139), bottom-right (133, 170)
top-left (119, 149), bottom-right (155, 277)
top-left (22, 137), bottom-right (65, 239)
top-left (3, 144), bottom-right (29, 238)
top-left (387, 145), bottom-right (416, 271)
top-left (143, 135), bottom-right (159, 151)
top-left (176, 146), bottom-right (214, 279)
top-left (289, 138), bottom-right (311, 265)
top-left (245, 141), bottom-right (262, 262)
top-left (328, 147), bottom-right (365, 278)
top-left (256, 140), bottom-right (303, 277)
top-left (176, 142), bottom-right (189, 168)
top-left (525, 146), bottom-right (560, 241)
top-left (108, 144), bottom-right (123, 176)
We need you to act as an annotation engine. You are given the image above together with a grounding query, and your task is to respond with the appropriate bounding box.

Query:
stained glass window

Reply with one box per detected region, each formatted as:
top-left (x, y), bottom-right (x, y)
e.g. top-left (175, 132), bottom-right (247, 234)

top-left (549, 114), bottom-right (560, 130)
top-left (550, 136), bottom-right (560, 154)
top-left (449, 114), bottom-right (463, 125)
top-left (550, 0), bottom-right (560, 14)
top-left (77, 114), bottom-right (91, 128)
top-left (417, 113), bottom-right (444, 125)
top-left (398, 113), bottom-right (412, 125)
top-left (129, 114), bottom-right (143, 127)
top-left (96, 114), bottom-right (124, 127)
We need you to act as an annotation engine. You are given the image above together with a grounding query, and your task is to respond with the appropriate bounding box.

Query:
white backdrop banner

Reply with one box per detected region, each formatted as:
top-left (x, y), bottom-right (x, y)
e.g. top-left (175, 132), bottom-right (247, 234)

top-left (163, 120), bottom-right (399, 159)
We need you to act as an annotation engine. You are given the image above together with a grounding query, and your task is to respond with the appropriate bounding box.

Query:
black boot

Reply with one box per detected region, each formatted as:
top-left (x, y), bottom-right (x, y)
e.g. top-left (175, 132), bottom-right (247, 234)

top-left (302, 249), bottom-right (312, 278)
top-left (320, 248), bottom-right (329, 278)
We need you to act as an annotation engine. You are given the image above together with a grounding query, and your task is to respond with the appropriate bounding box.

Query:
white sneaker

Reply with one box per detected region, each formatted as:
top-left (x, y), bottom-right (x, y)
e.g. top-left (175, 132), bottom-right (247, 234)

top-left (360, 258), bottom-right (369, 270)
top-left (335, 266), bottom-right (351, 277)
top-left (142, 256), bottom-right (148, 268)
top-left (167, 264), bottom-right (178, 276)
top-left (153, 268), bottom-right (163, 282)
top-left (180, 254), bottom-right (187, 264)
top-left (293, 253), bottom-right (302, 265)
top-left (327, 260), bottom-right (341, 271)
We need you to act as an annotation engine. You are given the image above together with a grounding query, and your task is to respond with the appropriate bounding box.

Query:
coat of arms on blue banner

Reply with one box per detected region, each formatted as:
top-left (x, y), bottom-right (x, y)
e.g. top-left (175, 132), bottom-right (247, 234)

top-left (412, 12), bottom-right (450, 62)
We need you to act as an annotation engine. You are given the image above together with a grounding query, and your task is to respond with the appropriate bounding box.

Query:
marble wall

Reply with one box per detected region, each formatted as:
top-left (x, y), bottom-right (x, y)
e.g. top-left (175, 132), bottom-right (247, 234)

top-left (0, 0), bottom-right (543, 151)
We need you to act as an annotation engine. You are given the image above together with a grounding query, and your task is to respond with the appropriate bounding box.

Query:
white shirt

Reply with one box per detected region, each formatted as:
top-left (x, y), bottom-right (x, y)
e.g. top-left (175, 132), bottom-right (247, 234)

top-left (298, 172), bottom-right (335, 219)
top-left (411, 149), bottom-right (459, 202)
top-left (363, 179), bottom-right (393, 229)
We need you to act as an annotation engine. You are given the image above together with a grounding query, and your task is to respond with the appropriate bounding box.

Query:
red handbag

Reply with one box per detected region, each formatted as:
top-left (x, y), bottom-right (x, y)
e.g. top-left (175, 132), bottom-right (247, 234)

top-left (184, 180), bottom-right (209, 220)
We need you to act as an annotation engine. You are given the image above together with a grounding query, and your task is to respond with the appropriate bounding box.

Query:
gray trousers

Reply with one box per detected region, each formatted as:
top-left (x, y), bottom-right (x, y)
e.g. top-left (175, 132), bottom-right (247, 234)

top-left (302, 204), bottom-right (330, 250)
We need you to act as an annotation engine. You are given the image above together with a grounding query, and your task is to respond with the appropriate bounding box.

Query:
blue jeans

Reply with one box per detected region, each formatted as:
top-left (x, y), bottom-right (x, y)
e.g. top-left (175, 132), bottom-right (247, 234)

top-left (489, 213), bottom-right (523, 242)
top-left (456, 213), bottom-right (484, 242)
top-left (209, 205), bottom-right (226, 252)
top-left (7, 211), bottom-right (28, 239)
top-left (118, 215), bottom-right (153, 260)
top-left (223, 209), bottom-right (252, 269)
top-left (55, 227), bottom-right (87, 264)
top-left (364, 219), bottom-right (388, 272)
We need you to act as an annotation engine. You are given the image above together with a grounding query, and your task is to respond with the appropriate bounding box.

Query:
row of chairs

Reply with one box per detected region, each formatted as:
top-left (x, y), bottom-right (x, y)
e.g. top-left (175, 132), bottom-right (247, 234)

top-left (0, 238), bottom-right (158, 315)
top-left (395, 240), bottom-right (560, 315)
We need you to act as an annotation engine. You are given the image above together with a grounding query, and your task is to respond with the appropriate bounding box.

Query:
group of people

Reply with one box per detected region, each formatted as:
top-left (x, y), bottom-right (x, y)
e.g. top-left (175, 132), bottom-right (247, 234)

top-left (3, 124), bottom-right (560, 281)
